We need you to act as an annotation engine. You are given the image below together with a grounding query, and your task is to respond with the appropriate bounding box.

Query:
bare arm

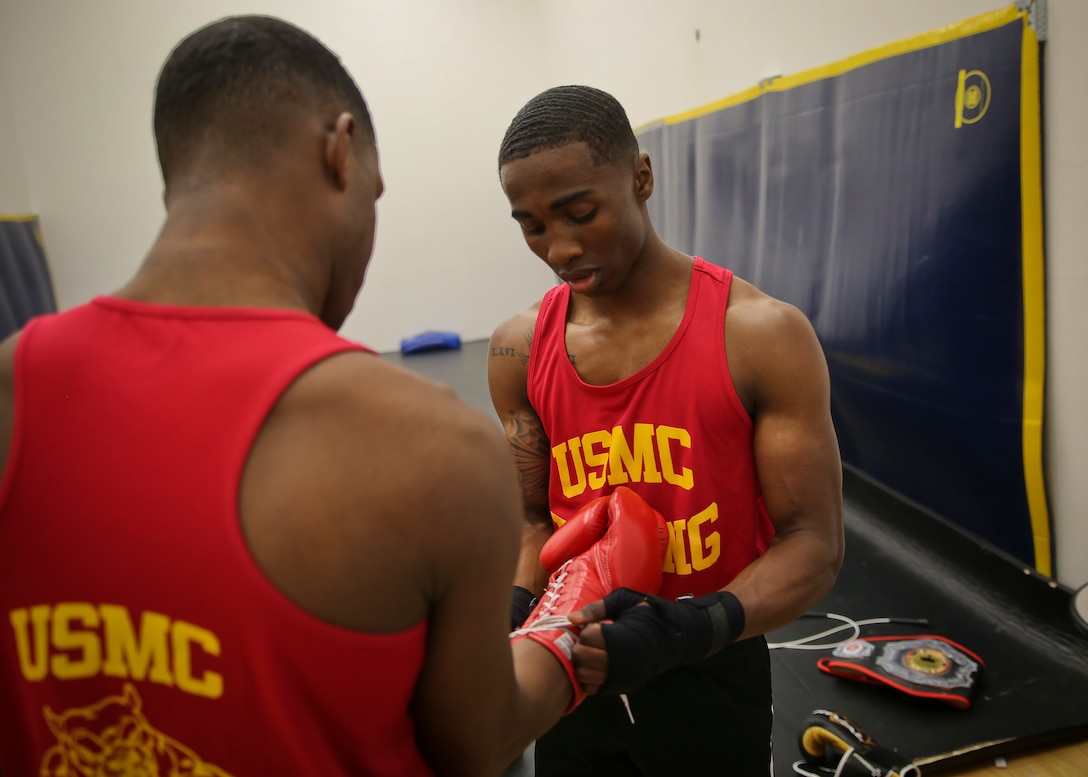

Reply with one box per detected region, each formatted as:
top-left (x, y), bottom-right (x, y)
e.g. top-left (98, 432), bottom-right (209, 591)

top-left (239, 353), bottom-right (573, 776)
top-left (409, 396), bottom-right (572, 774)
top-left (487, 311), bottom-right (554, 596)
top-left (724, 291), bottom-right (844, 638)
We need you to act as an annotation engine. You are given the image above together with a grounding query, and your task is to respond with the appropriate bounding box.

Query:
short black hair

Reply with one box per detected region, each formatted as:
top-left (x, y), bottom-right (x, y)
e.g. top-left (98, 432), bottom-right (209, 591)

top-left (498, 85), bottom-right (638, 171)
top-left (153, 15), bottom-right (372, 184)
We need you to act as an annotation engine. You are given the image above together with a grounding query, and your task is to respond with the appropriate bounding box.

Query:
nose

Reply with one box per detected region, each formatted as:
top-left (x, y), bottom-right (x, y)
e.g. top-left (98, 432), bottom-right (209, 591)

top-left (545, 227), bottom-right (582, 266)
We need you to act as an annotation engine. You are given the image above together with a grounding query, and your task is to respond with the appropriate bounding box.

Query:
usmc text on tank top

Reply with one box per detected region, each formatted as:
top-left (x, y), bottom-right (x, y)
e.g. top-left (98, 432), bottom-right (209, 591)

top-left (9, 603), bottom-right (223, 698)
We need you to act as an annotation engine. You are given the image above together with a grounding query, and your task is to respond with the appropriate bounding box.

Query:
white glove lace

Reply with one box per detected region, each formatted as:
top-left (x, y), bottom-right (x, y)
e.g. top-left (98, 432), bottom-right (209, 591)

top-left (507, 560), bottom-right (636, 725)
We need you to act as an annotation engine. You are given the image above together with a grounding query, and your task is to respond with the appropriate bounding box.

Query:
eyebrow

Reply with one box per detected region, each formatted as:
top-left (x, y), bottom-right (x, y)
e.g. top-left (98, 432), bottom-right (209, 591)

top-left (511, 188), bottom-right (595, 219)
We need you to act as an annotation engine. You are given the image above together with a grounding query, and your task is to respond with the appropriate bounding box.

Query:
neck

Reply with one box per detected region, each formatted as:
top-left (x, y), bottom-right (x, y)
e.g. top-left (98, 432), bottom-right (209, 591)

top-left (580, 231), bottom-right (693, 320)
top-left (116, 183), bottom-right (329, 317)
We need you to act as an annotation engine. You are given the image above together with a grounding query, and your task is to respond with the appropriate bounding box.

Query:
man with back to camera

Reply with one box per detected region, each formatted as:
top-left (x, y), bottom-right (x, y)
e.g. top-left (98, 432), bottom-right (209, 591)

top-left (0, 20), bottom-right (669, 777)
top-left (490, 85), bottom-right (846, 775)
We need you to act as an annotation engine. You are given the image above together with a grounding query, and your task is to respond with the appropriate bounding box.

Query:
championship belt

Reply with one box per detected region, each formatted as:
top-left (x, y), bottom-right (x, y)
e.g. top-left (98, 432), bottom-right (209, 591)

top-left (816, 635), bottom-right (984, 709)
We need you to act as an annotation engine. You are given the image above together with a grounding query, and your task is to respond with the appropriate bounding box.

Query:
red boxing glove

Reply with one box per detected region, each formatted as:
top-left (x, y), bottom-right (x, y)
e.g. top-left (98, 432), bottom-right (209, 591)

top-left (511, 487), bottom-right (668, 712)
top-left (538, 494), bottom-right (611, 574)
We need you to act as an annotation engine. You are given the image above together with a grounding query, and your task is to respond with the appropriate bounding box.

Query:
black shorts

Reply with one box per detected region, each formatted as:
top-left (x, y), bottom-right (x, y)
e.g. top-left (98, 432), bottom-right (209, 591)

top-left (535, 636), bottom-right (773, 777)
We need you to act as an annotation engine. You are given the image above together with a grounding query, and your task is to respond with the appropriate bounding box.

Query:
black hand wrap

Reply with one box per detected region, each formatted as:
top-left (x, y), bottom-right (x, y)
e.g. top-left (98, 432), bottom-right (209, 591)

top-left (510, 586), bottom-right (537, 632)
top-left (598, 588), bottom-right (745, 695)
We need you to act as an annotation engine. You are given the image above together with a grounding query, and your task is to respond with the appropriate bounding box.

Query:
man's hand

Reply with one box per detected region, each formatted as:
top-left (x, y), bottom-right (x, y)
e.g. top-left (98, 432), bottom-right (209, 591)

top-left (568, 617), bottom-right (610, 695)
top-left (570, 587), bottom-right (746, 695)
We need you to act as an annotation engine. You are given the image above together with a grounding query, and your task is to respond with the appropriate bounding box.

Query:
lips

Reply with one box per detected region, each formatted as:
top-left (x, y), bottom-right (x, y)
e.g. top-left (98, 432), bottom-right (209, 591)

top-left (559, 268), bottom-right (594, 283)
top-left (562, 270), bottom-right (596, 293)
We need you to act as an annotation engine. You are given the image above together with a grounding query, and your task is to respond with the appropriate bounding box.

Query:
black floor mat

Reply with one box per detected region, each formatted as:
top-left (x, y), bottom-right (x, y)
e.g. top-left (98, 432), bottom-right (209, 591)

top-left (769, 470), bottom-right (1088, 774)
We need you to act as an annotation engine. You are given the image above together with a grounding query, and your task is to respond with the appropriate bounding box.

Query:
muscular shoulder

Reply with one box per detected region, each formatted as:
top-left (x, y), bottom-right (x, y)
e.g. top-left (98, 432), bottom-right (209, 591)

top-left (728, 277), bottom-right (817, 347)
top-left (241, 350), bottom-right (522, 631)
top-left (726, 277), bottom-right (829, 413)
top-left (487, 303), bottom-right (541, 396)
top-left (489, 302), bottom-right (540, 355)
top-left (281, 350), bottom-right (513, 509)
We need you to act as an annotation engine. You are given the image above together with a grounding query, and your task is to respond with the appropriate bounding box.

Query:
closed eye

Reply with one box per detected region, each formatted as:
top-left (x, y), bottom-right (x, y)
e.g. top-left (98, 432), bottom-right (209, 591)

top-left (570, 209), bottom-right (597, 225)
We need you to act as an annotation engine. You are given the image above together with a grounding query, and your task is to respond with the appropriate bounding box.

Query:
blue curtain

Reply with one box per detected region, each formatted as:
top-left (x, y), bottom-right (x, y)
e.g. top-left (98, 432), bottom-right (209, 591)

top-left (1, 216), bottom-right (57, 341)
top-left (640, 10), bottom-right (1049, 571)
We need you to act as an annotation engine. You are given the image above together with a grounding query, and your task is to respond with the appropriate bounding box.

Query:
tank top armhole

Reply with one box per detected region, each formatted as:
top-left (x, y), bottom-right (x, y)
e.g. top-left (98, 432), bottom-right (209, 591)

top-left (0, 317), bottom-right (42, 509)
top-left (714, 265), bottom-right (755, 430)
top-left (526, 286), bottom-right (565, 410)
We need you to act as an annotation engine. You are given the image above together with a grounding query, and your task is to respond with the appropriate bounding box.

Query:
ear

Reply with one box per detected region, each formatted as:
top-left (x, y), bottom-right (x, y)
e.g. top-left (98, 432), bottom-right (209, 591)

top-left (633, 151), bottom-right (654, 203)
top-left (324, 112), bottom-right (357, 191)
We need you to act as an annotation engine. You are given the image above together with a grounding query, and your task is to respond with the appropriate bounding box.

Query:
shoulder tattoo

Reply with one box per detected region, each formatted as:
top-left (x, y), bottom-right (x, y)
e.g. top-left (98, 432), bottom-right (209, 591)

top-left (490, 328), bottom-right (533, 369)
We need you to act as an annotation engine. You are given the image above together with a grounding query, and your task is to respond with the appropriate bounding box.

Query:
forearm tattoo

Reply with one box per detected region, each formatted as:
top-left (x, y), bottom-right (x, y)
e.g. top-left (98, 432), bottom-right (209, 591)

top-left (507, 408), bottom-right (550, 508)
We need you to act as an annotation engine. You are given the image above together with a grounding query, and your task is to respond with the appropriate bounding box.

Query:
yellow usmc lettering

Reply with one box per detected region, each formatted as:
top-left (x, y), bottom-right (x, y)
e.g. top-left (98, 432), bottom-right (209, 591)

top-left (9, 603), bottom-right (223, 699)
top-left (663, 503), bottom-right (721, 575)
top-left (553, 423), bottom-right (694, 498)
top-left (551, 501), bottom-right (723, 577)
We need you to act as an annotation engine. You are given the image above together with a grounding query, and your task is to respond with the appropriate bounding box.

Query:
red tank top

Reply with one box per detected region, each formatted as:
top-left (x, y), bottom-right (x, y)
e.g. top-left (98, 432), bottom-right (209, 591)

top-left (0, 297), bottom-right (434, 777)
top-left (528, 258), bottom-right (772, 601)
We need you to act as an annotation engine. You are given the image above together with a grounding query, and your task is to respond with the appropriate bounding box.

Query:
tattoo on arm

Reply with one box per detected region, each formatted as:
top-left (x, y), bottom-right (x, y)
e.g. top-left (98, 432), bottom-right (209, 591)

top-left (520, 329), bottom-right (533, 369)
top-left (490, 328), bottom-right (533, 369)
top-left (567, 353), bottom-right (576, 366)
top-left (507, 408), bottom-right (550, 508)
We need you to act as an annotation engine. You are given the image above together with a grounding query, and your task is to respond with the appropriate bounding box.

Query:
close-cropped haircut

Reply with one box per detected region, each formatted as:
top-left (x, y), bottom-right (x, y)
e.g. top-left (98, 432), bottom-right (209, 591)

top-left (153, 15), bottom-right (372, 184)
top-left (498, 85), bottom-right (639, 172)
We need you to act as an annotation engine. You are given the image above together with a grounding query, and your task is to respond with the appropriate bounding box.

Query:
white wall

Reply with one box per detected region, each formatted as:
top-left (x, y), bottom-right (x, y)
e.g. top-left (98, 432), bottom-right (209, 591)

top-left (540, 0), bottom-right (1006, 130)
top-left (0, 64), bottom-right (31, 214)
top-left (1, 1), bottom-right (1084, 589)
top-left (0, 0), bottom-right (557, 351)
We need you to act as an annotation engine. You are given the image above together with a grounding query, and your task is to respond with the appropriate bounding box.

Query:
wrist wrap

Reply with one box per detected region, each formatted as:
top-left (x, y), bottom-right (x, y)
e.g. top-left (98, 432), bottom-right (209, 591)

top-left (598, 588), bottom-right (745, 694)
top-left (510, 585), bottom-right (537, 632)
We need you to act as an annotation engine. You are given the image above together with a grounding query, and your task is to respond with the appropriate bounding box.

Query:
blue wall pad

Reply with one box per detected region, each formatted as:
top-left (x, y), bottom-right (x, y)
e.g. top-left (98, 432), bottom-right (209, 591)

top-left (638, 7), bottom-right (1050, 573)
top-left (0, 216), bottom-right (57, 342)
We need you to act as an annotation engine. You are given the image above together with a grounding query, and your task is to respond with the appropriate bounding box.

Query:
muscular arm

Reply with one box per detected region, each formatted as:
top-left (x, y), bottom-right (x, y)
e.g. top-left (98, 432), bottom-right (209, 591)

top-left (410, 395), bottom-right (572, 774)
top-left (240, 352), bottom-right (572, 776)
top-left (487, 311), bottom-right (554, 596)
top-left (724, 291), bottom-right (844, 638)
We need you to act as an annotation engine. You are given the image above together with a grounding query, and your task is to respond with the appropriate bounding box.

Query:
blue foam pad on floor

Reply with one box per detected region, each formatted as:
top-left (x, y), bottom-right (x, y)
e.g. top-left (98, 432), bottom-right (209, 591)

top-left (399, 330), bottom-right (462, 355)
